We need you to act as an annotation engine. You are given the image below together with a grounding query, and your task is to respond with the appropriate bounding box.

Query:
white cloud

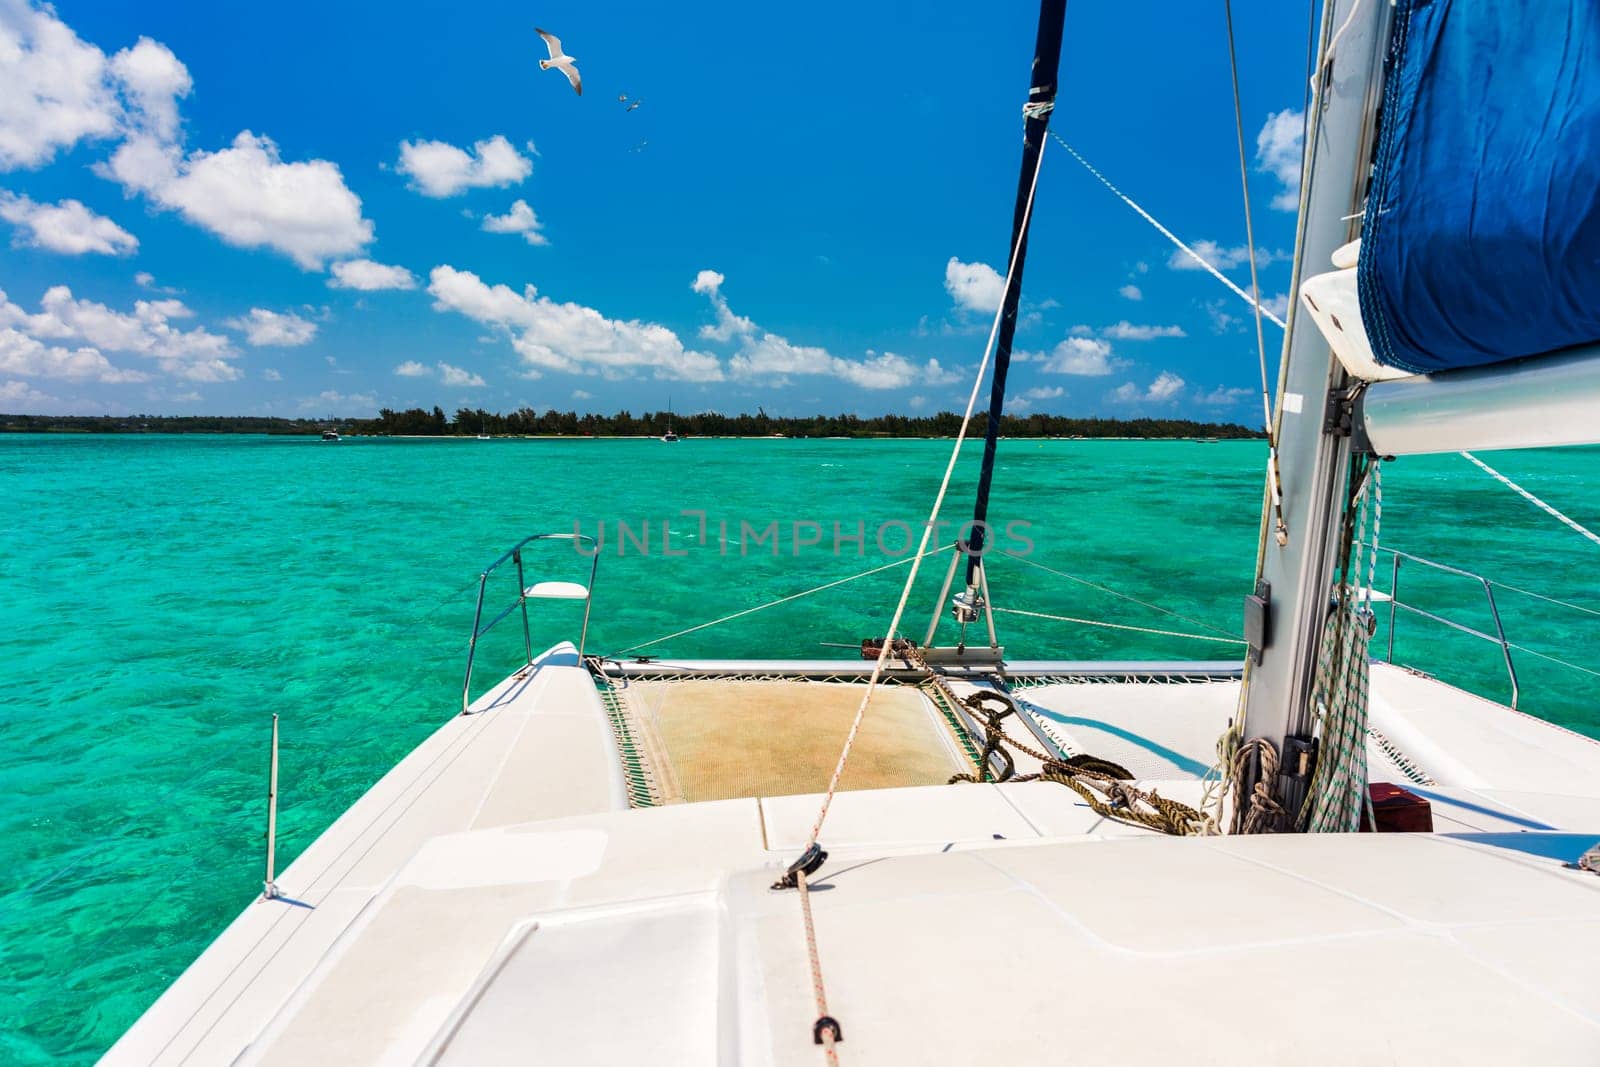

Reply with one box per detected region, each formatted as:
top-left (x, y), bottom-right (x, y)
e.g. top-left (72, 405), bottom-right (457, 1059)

top-left (1008, 383), bottom-right (1066, 411)
top-left (1197, 385), bottom-right (1252, 407)
top-left (0, 190), bottom-right (137, 254)
top-left (1118, 284), bottom-right (1142, 301)
top-left (1111, 371), bottom-right (1186, 405)
top-left (437, 361), bottom-right (484, 387)
top-left (1204, 298), bottom-right (1238, 334)
top-left (328, 258), bottom-right (416, 291)
top-left (225, 307), bottom-right (317, 347)
top-left (0, 9), bottom-right (368, 272)
top-left (0, 4), bottom-right (191, 167)
top-left (107, 37), bottom-right (190, 142)
top-left (1101, 321), bottom-right (1186, 341)
top-left (1256, 108), bottom-right (1304, 212)
top-left (394, 359), bottom-right (430, 377)
top-left (1147, 370), bottom-right (1185, 401)
top-left (1039, 336), bottom-right (1123, 376)
top-left (428, 264), bottom-right (724, 382)
top-left (696, 270), bottom-right (958, 389)
top-left (572, 388), bottom-right (593, 399)
top-left (0, 325), bottom-right (144, 382)
top-left (690, 269), bottom-right (755, 341)
top-left (0, 284), bottom-right (235, 380)
top-left (1263, 292), bottom-right (1289, 321)
top-left (0, 378), bottom-right (55, 406)
top-left (1167, 239), bottom-right (1285, 273)
top-left (104, 131), bottom-right (373, 269)
top-left (134, 270), bottom-right (154, 286)
top-left (397, 135), bottom-right (531, 197)
top-left (261, 367), bottom-right (282, 381)
top-left (300, 389), bottom-right (376, 414)
top-left (944, 257), bottom-right (1004, 313)
top-left (481, 199), bottom-right (547, 246)
top-left (0, 1), bottom-right (120, 169)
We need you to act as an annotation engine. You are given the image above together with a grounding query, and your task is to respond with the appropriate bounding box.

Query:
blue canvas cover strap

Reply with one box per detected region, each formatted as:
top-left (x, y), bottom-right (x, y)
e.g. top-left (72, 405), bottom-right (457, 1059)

top-left (1358, 0), bottom-right (1600, 374)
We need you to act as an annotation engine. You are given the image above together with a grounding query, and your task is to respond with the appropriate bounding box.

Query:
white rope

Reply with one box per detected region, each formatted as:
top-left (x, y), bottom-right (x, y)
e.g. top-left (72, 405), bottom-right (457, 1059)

top-left (1459, 452), bottom-right (1600, 548)
top-left (803, 135), bottom-right (1049, 851)
top-left (607, 545), bottom-right (955, 659)
top-left (789, 120), bottom-right (1051, 1066)
top-left (1048, 131), bottom-right (1287, 330)
top-left (992, 606), bottom-right (1246, 645)
top-left (1312, 0), bottom-right (1369, 90)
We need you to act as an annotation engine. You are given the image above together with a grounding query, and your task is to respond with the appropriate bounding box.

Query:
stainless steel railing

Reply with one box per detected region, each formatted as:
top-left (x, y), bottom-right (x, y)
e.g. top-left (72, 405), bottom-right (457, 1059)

top-left (461, 532), bottom-right (599, 714)
top-left (1379, 546), bottom-right (1599, 709)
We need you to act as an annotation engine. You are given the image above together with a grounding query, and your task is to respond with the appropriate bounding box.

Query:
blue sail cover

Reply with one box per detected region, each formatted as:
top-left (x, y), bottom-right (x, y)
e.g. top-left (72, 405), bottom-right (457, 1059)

top-left (1358, 0), bottom-right (1600, 374)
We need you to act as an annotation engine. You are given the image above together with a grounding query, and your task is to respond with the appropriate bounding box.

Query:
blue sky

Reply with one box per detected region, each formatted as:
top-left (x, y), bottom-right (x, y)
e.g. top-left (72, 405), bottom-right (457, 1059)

top-left (0, 0), bottom-right (1312, 420)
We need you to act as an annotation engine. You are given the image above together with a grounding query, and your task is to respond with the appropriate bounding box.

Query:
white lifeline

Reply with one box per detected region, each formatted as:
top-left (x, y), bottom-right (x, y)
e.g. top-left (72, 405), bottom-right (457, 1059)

top-left (103, 643), bottom-right (1600, 1065)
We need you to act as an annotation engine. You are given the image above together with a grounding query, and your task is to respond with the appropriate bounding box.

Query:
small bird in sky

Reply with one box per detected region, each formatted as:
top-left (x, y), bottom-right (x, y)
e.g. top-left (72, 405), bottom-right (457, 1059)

top-left (618, 93), bottom-right (643, 112)
top-left (535, 28), bottom-right (581, 95)
top-left (630, 139), bottom-right (649, 153)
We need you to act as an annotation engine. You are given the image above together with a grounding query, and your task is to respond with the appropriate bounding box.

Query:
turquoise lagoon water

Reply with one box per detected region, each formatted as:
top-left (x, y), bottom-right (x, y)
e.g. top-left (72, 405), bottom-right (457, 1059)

top-left (2, 433), bottom-right (1597, 1062)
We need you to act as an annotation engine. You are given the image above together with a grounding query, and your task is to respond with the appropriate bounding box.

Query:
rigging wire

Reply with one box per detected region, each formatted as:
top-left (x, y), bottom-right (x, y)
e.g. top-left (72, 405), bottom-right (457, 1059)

top-left (1222, 0), bottom-right (1288, 547)
top-left (606, 544), bottom-right (958, 659)
top-left (1458, 452), bottom-right (1600, 548)
top-left (999, 550), bottom-right (1239, 637)
top-left (1047, 132), bottom-right (1287, 329)
top-left (991, 606), bottom-right (1246, 645)
top-left (1223, 0), bottom-right (1274, 448)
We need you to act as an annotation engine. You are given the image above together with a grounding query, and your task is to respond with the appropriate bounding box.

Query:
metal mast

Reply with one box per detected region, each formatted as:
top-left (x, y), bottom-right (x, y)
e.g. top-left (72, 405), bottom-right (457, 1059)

top-left (1237, 0), bottom-right (1391, 815)
top-left (963, 0), bottom-right (1068, 586)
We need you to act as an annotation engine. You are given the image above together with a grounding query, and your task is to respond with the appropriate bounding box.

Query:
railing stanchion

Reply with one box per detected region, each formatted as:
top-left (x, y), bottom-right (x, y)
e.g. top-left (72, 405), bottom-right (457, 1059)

top-left (579, 549), bottom-right (599, 659)
top-left (459, 534), bottom-right (599, 711)
top-left (1481, 579), bottom-right (1519, 708)
top-left (1387, 553), bottom-right (1400, 663)
top-left (513, 549), bottom-right (533, 667)
top-left (263, 713), bottom-right (280, 901)
top-left (462, 573), bottom-right (489, 715)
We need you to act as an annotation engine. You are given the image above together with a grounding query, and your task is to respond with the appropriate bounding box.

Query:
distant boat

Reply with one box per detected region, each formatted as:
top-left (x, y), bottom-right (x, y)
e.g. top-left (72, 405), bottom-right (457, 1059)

top-left (661, 397), bottom-right (678, 442)
top-left (477, 416), bottom-right (490, 440)
top-left (321, 430), bottom-right (340, 442)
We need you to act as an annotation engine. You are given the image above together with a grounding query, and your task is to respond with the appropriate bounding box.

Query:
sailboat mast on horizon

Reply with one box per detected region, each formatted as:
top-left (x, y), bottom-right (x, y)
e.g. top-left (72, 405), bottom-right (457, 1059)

top-left (660, 395), bottom-right (678, 442)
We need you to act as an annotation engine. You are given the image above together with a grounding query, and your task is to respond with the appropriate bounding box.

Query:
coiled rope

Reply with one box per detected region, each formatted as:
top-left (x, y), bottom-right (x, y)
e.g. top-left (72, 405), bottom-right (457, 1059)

top-left (946, 684), bottom-right (1212, 836)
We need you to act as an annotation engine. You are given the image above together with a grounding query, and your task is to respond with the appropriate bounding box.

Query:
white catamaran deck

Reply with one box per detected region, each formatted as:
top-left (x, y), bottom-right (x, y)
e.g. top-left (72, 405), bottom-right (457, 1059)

top-left (103, 645), bottom-right (1600, 1065)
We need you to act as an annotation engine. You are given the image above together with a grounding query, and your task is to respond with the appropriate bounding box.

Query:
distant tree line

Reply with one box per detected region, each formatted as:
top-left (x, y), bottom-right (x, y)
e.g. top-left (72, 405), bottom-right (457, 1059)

top-left (358, 407), bottom-right (1262, 439)
top-left (0, 414), bottom-right (351, 434)
top-left (2, 407), bottom-right (1262, 440)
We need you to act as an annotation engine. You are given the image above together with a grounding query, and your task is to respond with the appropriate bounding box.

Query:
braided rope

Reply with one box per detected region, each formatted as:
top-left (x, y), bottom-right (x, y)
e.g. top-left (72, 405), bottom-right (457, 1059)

top-left (946, 683), bottom-right (1211, 836)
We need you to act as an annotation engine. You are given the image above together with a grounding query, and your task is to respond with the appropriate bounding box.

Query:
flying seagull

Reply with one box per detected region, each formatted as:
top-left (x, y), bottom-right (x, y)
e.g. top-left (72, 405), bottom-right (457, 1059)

top-left (618, 93), bottom-right (643, 112)
top-left (535, 28), bottom-right (581, 95)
